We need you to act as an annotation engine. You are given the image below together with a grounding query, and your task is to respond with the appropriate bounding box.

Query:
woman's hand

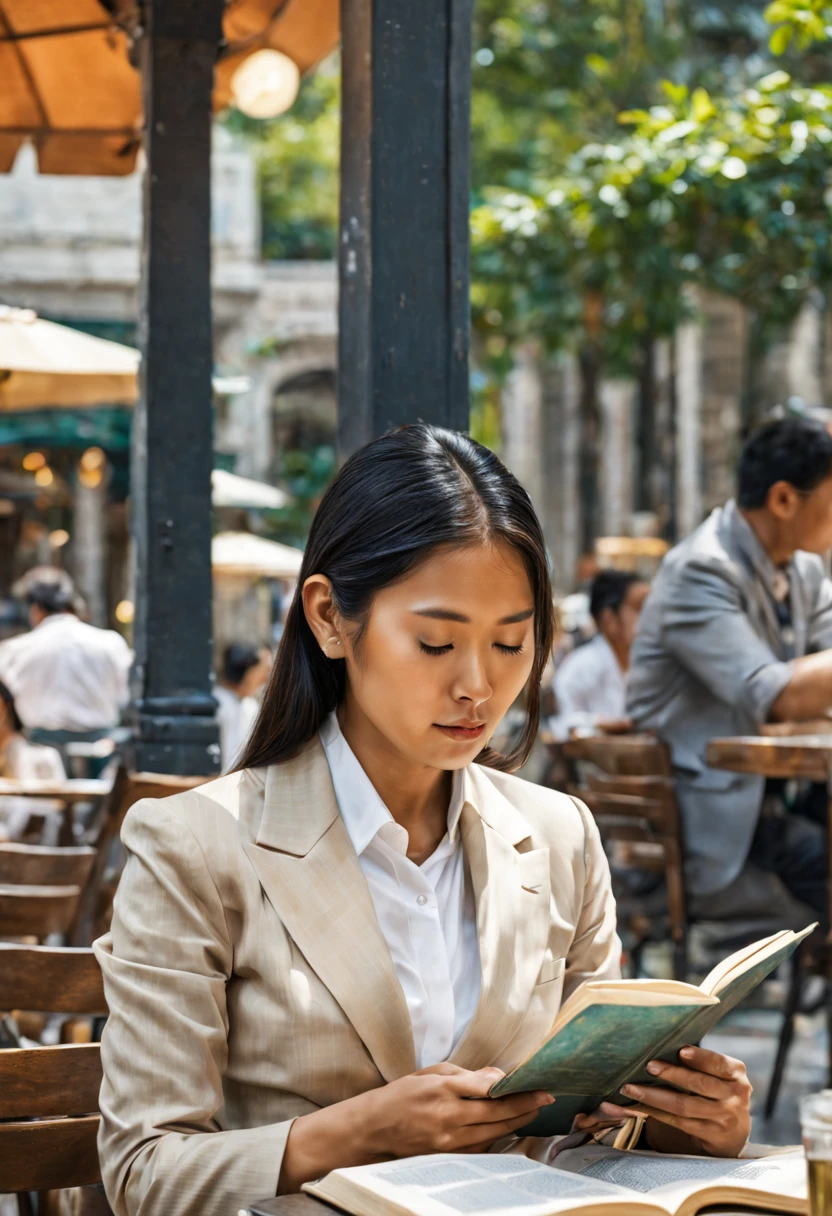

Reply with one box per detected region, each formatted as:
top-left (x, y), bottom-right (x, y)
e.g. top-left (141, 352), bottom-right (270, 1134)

top-left (576, 1045), bottom-right (751, 1158)
top-left (279, 1063), bottom-right (554, 1193)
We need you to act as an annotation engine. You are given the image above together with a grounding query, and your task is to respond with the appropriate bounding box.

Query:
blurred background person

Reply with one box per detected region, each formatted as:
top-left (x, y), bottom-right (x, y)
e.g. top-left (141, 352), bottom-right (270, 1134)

top-left (0, 679), bottom-right (64, 841)
top-left (215, 642), bottom-right (273, 771)
top-left (628, 416), bottom-right (832, 927)
top-left (0, 568), bottom-right (132, 761)
top-left (550, 568), bottom-right (650, 741)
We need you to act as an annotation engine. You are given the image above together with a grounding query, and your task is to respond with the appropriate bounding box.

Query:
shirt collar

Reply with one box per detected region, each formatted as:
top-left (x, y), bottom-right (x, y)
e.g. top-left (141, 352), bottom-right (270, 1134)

top-left (319, 711), bottom-right (468, 858)
top-left (725, 498), bottom-right (792, 601)
top-left (34, 612), bottom-right (75, 631)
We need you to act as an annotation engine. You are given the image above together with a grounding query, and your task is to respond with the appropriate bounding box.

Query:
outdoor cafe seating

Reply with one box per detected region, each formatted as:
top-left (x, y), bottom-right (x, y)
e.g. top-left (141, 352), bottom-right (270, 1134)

top-left (563, 725), bottom-right (832, 1121)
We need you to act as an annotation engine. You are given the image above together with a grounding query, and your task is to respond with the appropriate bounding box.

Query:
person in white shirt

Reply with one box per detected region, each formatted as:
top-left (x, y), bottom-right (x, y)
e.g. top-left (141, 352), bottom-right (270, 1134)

top-left (214, 643), bottom-right (272, 770)
top-left (0, 568), bottom-right (132, 747)
top-left (551, 569), bottom-right (650, 741)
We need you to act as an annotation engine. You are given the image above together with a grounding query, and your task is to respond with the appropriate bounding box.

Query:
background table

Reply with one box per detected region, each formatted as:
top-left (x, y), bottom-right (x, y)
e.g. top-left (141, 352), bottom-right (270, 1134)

top-left (0, 777), bottom-right (111, 846)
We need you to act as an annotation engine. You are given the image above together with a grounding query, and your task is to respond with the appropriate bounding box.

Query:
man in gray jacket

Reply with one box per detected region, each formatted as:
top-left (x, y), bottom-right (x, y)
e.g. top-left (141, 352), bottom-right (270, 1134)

top-left (628, 416), bottom-right (832, 923)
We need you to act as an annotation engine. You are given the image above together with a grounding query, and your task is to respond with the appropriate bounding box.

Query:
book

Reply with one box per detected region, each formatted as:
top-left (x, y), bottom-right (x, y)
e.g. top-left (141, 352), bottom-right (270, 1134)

top-left (489, 924), bottom-right (814, 1136)
top-left (300, 1144), bottom-right (807, 1216)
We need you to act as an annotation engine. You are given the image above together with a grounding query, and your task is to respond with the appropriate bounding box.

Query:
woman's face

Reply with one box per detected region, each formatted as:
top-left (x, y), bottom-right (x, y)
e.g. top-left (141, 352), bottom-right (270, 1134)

top-left (307, 541), bottom-right (537, 771)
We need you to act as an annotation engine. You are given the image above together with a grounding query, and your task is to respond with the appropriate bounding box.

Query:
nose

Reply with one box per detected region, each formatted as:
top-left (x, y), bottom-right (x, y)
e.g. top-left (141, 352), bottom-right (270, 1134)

top-left (452, 650), bottom-right (493, 708)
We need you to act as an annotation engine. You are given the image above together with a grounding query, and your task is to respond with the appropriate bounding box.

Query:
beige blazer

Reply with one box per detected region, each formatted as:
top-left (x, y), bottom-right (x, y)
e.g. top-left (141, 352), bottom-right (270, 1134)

top-left (94, 737), bottom-right (621, 1216)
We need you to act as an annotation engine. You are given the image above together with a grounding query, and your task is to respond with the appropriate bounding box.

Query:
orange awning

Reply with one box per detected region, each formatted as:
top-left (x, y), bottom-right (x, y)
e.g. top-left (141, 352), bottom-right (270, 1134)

top-left (0, 0), bottom-right (339, 177)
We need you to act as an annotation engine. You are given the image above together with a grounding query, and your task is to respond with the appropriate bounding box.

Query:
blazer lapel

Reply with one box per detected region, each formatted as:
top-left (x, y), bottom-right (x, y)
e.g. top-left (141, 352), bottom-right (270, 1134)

top-left (450, 767), bottom-right (551, 1070)
top-left (242, 738), bottom-right (416, 1082)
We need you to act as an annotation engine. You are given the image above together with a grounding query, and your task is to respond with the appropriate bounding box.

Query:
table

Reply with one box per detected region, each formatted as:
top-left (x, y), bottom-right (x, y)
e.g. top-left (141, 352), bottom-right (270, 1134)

top-left (707, 733), bottom-right (832, 1081)
top-left (243, 1196), bottom-right (773, 1216)
top-left (0, 777), bottom-right (111, 846)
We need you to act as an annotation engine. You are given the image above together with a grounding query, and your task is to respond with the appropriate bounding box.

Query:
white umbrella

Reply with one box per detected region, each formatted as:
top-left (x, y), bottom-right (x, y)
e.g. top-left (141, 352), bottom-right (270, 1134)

top-left (211, 469), bottom-right (290, 510)
top-left (0, 307), bottom-right (253, 412)
top-left (0, 306), bottom-right (140, 410)
top-left (212, 531), bottom-right (304, 579)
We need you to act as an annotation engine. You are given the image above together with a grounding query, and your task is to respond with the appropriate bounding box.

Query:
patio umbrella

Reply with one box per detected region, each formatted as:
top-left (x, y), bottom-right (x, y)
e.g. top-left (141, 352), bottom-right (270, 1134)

top-left (0, 0), bottom-right (339, 177)
top-left (211, 469), bottom-right (291, 510)
top-left (0, 307), bottom-right (139, 410)
top-left (212, 531), bottom-right (303, 579)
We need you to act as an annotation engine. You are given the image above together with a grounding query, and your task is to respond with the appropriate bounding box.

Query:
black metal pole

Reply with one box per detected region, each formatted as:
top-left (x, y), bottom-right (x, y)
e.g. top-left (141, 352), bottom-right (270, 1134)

top-left (338, 0), bottom-right (473, 454)
top-left (130, 0), bottom-right (223, 775)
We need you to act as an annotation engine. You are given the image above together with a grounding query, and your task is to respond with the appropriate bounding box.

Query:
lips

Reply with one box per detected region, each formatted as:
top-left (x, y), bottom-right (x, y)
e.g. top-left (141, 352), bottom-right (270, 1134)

top-left (435, 722), bottom-right (486, 742)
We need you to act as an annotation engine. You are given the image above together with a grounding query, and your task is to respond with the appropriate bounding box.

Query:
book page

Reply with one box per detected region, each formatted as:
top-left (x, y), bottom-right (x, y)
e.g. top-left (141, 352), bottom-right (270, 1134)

top-left (308, 1153), bottom-right (665, 1216)
top-left (552, 1145), bottom-right (807, 1214)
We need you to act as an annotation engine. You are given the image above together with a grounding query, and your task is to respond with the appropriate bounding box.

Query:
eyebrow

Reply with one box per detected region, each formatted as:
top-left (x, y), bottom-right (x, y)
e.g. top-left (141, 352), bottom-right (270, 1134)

top-left (413, 608), bottom-right (535, 625)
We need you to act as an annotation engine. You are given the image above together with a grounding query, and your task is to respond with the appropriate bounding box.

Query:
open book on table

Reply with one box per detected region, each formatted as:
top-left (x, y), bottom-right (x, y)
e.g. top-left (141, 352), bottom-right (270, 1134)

top-left (489, 924), bottom-right (814, 1136)
top-left (301, 1144), bottom-right (807, 1216)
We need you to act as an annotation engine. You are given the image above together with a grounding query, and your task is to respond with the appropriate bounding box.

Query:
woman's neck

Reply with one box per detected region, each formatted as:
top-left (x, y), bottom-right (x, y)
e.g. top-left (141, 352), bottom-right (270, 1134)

top-left (337, 699), bottom-right (452, 865)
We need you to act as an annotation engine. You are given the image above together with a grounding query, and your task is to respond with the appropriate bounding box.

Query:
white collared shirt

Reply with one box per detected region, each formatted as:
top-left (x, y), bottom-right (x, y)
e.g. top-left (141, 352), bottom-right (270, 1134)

top-left (0, 613), bottom-right (132, 732)
top-left (319, 712), bottom-right (481, 1069)
top-left (550, 632), bottom-right (627, 741)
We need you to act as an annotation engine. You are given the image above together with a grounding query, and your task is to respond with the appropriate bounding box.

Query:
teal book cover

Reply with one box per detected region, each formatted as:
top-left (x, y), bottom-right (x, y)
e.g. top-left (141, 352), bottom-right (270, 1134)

top-left (490, 1001), bottom-right (704, 1134)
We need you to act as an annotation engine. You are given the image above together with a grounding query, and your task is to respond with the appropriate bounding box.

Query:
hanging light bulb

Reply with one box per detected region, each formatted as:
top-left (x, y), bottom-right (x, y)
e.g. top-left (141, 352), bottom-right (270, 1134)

top-left (231, 49), bottom-right (300, 119)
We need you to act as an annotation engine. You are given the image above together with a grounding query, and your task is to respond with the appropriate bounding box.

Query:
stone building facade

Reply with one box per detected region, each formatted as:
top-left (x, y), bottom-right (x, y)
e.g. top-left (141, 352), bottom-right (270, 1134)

top-left (0, 130), bottom-right (336, 635)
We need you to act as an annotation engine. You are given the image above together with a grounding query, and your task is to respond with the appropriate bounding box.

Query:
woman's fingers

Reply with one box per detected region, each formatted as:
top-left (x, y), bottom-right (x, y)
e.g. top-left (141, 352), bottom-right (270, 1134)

top-left (446, 1067), bottom-right (508, 1097)
top-left (455, 1108), bottom-right (559, 1149)
top-left (620, 1082), bottom-right (715, 1122)
top-left (599, 1099), bottom-right (705, 1133)
top-left (454, 1091), bottom-right (554, 1126)
top-left (643, 1060), bottom-right (726, 1099)
top-left (675, 1045), bottom-right (747, 1081)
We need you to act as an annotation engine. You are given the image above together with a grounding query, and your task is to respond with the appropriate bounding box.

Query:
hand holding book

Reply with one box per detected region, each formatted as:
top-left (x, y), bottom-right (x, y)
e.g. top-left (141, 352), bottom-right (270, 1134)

top-left (574, 1043), bottom-right (752, 1158)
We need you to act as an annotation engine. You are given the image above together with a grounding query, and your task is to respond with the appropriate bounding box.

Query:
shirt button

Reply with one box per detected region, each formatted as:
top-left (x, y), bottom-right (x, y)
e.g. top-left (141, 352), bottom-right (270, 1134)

top-left (416, 893), bottom-right (428, 906)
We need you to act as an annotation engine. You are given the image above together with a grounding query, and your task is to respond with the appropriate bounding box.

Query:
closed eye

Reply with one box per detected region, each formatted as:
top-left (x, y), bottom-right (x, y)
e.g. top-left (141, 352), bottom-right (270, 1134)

top-left (495, 643), bottom-right (524, 654)
top-left (420, 641), bottom-right (454, 656)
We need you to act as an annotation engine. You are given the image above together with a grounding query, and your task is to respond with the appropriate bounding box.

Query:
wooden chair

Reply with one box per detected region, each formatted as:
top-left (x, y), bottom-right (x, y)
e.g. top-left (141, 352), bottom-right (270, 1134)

top-left (73, 766), bottom-right (207, 945)
top-left (0, 844), bottom-right (96, 943)
top-left (0, 943), bottom-right (109, 1215)
top-left (563, 735), bottom-right (689, 978)
top-left (565, 732), bottom-right (813, 1118)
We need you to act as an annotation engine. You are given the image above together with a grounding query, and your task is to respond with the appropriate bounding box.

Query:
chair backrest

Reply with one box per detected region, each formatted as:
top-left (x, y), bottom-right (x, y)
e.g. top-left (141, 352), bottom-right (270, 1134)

top-left (564, 734), bottom-right (687, 977)
top-left (0, 883), bottom-right (82, 938)
top-left (0, 945), bottom-right (107, 1195)
top-left (73, 765), bottom-right (208, 945)
top-left (0, 842), bottom-right (95, 887)
top-left (0, 944), bottom-right (108, 1013)
top-left (563, 733), bottom-right (673, 777)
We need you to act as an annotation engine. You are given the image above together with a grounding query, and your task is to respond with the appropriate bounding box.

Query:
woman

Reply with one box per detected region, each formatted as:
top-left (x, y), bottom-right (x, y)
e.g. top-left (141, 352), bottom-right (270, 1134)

top-left (0, 680), bottom-right (64, 840)
top-left (95, 427), bottom-right (751, 1216)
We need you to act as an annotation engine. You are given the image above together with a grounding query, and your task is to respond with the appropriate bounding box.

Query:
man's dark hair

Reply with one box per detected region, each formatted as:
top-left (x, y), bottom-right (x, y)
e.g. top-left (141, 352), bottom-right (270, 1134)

top-left (18, 567), bottom-right (76, 616)
top-left (737, 416), bottom-right (832, 510)
top-left (0, 681), bottom-right (23, 733)
top-left (590, 569), bottom-right (641, 624)
top-left (223, 644), bottom-right (263, 689)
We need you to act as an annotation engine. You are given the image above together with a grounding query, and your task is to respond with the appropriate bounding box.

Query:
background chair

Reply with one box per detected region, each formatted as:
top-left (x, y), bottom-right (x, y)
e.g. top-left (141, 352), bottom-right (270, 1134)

top-left (0, 943), bottom-right (109, 1216)
top-left (564, 731), bottom-right (816, 1118)
top-left (0, 845), bottom-right (95, 943)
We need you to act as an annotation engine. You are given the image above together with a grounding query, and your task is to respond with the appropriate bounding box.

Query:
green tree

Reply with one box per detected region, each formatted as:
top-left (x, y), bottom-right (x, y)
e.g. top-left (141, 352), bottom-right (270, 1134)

top-left (225, 60), bottom-right (339, 260)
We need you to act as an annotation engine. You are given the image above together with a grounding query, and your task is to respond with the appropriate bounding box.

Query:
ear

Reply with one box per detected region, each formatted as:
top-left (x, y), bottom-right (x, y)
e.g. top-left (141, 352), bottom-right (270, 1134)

top-left (302, 574), bottom-right (343, 657)
top-left (765, 480), bottom-right (801, 522)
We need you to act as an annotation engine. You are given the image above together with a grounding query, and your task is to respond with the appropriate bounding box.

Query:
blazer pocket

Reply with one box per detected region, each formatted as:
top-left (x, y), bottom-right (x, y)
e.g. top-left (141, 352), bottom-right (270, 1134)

top-left (535, 955), bottom-right (566, 986)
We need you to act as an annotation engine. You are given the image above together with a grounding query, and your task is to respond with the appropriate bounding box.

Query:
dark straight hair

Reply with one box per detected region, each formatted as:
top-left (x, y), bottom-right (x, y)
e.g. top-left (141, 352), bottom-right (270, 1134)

top-left (238, 424), bottom-right (555, 774)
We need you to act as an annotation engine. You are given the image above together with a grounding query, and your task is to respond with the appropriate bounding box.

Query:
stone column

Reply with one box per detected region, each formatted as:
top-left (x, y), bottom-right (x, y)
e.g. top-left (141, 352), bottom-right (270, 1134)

top-left (599, 378), bottom-right (635, 536)
top-left (501, 341), bottom-right (544, 515)
top-left (675, 318), bottom-right (703, 539)
top-left (73, 457), bottom-right (109, 627)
